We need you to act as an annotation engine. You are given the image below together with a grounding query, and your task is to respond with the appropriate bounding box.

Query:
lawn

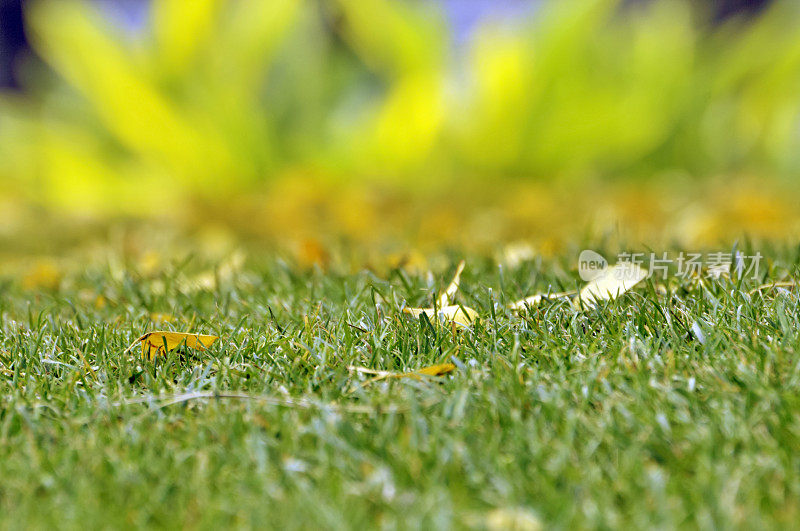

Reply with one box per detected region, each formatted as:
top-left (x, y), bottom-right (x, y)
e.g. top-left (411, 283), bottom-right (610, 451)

top-left (1, 242), bottom-right (799, 529)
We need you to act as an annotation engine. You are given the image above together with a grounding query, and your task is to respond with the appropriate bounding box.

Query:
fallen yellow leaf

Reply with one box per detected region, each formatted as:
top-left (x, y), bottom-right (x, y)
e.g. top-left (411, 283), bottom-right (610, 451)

top-left (346, 363), bottom-right (457, 389)
top-left (437, 259), bottom-right (466, 308)
top-left (578, 262), bottom-right (648, 308)
top-left (131, 331), bottom-right (219, 360)
top-left (404, 260), bottom-right (479, 327)
top-left (748, 280), bottom-right (797, 296)
top-left (408, 362), bottom-right (456, 377)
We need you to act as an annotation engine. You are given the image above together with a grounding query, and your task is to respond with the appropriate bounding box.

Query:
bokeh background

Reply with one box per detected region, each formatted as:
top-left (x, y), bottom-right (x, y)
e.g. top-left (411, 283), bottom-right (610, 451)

top-left (1, 0), bottom-right (799, 260)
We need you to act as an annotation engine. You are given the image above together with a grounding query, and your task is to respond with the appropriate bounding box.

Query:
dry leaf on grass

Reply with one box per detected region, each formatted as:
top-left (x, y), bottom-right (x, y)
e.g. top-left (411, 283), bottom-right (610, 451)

top-left (345, 362), bottom-right (456, 395)
top-left (407, 362), bottom-right (456, 378)
top-left (577, 262), bottom-right (648, 308)
top-left (128, 331), bottom-right (219, 360)
top-left (347, 362), bottom-right (456, 390)
top-left (748, 281), bottom-right (797, 296)
top-left (437, 259), bottom-right (465, 308)
top-left (403, 260), bottom-right (479, 327)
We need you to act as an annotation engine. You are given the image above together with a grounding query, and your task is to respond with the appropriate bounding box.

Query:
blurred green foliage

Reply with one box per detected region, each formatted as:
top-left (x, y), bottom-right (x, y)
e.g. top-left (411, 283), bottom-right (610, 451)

top-left (2, 0), bottom-right (800, 216)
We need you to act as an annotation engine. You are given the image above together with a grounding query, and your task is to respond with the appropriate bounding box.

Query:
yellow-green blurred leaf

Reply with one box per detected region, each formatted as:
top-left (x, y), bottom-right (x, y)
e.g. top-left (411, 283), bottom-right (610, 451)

top-left (152, 0), bottom-right (221, 74)
top-left (21, 259), bottom-right (61, 290)
top-left (408, 362), bottom-right (456, 378)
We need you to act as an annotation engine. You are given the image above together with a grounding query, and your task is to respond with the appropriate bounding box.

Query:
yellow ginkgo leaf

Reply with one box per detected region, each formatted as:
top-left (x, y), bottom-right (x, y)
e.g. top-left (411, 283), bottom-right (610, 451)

top-left (404, 260), bottom-right (478, 328)
top-left (437, 259), bottom-right (466, 308)
top-left (748, 281), bottom-right (797, 296)
top-left (508, 290), bottom-right (575, 312)
top-left (131, 331), bottom-right (219, 360)
top-left (345, 362), bottom-right (456, 393)
top-left (404, 305), bottom-right (479, 327)
top-left (578, 262), bottom-right (648, 308)
top-left (348, 362), bottom-right (456, 379)
top-left (408, 362), bottom-right (456, 377)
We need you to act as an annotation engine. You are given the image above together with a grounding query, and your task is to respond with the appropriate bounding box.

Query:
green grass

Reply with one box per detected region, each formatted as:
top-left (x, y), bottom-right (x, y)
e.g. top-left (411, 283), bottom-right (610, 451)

top-left (2, 243), bottom-right (800, 529)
